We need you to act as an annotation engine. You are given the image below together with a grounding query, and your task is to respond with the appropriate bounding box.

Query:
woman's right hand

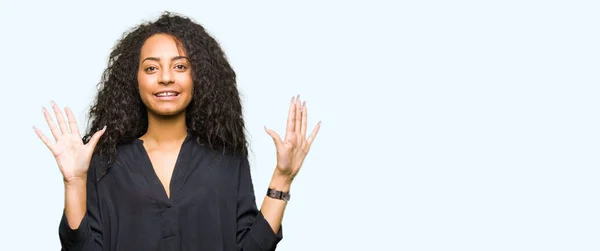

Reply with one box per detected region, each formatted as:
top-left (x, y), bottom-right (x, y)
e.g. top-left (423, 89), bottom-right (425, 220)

top-left (33, 101), bottom-right (106, 184)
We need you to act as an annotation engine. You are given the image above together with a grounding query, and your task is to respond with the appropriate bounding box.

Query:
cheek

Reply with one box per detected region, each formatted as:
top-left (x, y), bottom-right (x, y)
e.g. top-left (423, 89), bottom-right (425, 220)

top-left (183, 82), bottom-right (194, 104)
top-left (137, 75), bottom-right (154, 104)
top-left (137, 73), bottom-right (155, 92)
top-left (179, 75), bottom-right (194, 94)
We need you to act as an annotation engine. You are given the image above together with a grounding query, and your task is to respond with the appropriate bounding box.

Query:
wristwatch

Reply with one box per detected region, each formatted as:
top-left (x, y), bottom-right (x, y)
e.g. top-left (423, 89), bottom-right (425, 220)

top-left (267, 188), bottom-right (290, 202)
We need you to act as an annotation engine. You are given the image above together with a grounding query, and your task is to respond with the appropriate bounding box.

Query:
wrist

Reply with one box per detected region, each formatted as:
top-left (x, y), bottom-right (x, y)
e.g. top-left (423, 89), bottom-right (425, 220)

top-left (269, 171), bottom-right (293, 192)
top-left (64, 177), bottom-right (86, 189)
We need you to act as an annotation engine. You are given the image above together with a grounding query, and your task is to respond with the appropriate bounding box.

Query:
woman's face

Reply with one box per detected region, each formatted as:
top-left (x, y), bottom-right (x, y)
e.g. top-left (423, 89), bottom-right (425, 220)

top-left (137, 33), bottom-right (193, 117)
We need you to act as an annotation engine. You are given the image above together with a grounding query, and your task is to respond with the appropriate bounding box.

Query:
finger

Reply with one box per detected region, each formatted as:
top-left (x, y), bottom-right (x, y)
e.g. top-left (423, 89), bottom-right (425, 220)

top-left (86, 125), bottom-right (106, 151)
top-left (307, 121), bottom-right (321, 146)
top-left (65, 107), bottom-right (81, 137)
top-left (51, 101), bottom-right (69, 135)
top-left (285, 96), bottom-right (296, 133)
top-left (264, 125), bottom-right (283, 148)
top-left (43, 106), bottom-right (61, 140)
top-left (301, 101), bottom-right (307, 137)
top-left (33, 126), bottom-right (56, 153)
top-left (295, 95), bottom-right (302, 134)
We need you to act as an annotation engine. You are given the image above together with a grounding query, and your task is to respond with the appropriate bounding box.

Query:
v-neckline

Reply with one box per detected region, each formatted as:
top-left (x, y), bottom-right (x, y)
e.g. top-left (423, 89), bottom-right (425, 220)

top-left (135, 134), bottom-right (190, 204)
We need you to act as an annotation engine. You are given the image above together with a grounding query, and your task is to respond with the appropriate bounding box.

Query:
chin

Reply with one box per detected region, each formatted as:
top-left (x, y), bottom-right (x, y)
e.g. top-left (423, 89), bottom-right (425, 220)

top-left (148, 105), bottom-right (187, 117)
top-left (141, 95), bottom-right (191, 117)
top-left (155, 110), bottom-right (184, 117)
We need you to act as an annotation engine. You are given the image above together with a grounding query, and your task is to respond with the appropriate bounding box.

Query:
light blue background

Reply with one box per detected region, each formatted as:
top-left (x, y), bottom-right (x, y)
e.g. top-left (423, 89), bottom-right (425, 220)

top-left (0, 0), bottom-right (598, 250)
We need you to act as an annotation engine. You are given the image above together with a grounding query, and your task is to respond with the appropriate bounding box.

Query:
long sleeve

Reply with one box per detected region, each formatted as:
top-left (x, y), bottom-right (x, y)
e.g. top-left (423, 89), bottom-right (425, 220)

top-left (236, 157), bottom-right (283, 251)
top-left (58, 155), bottom-right (104, 251)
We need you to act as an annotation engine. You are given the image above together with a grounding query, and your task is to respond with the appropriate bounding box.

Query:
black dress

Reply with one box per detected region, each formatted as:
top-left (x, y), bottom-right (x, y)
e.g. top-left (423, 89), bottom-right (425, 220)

top-left (58, 134), bottom-right (283, 251)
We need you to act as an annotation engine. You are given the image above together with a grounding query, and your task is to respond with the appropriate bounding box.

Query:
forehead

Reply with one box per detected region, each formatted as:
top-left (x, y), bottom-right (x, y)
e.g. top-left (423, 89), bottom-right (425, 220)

top-left (140, 34), bottom-right (186, 58)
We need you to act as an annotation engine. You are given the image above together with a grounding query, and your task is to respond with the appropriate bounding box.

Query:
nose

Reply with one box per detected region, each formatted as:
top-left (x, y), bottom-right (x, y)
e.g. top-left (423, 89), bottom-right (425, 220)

top-left (158, 68), bottom-right (174, 85)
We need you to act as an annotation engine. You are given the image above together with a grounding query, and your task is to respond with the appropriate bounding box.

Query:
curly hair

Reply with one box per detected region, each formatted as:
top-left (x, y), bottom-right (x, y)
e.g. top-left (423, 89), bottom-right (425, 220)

top-left (83, 12), bottom-right (247, 163)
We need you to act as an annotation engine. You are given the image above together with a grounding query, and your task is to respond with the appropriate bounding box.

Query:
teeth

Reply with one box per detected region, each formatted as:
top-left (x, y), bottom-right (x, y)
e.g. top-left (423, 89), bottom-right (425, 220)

top-left (156, 92), bottom-right (178, 97)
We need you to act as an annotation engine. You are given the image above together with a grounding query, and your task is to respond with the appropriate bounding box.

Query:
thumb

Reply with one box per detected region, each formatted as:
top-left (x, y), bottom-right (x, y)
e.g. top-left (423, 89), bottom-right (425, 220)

top-left (264, 125), bottom-right (283, 149)
top-left (86, 125), bottom-right (107, 151)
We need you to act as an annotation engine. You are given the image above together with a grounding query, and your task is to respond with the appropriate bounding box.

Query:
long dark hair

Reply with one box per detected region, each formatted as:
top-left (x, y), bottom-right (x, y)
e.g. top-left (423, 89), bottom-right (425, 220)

top-left (83, 12), bottom-right (247, 163)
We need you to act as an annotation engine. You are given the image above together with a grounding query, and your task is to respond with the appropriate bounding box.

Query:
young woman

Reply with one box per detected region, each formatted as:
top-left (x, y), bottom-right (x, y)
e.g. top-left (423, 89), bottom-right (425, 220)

top-left (33, 12), bottom-right (320, 251)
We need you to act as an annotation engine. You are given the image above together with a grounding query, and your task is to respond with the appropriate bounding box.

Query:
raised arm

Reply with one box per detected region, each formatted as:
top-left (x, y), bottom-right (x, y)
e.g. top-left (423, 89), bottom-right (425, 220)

top-left (235, 157), bottom-right (283, 251)
top-left (262, 95), bottom-right (320, 233)
top-left (235, 95), bottom-right (321, 250)
top-left (58, 155), bottom-right (104, 250)
top-left (32, 101), bottom-right (106, 250)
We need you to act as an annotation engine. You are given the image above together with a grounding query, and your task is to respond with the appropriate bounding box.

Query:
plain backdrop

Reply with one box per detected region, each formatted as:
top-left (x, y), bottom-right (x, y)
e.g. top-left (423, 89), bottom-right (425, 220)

top-left (0, 1), bottom-right (598, 250)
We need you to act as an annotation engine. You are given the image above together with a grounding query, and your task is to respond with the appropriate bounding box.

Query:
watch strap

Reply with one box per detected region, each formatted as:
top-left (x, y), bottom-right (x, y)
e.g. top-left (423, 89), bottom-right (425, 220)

top-left (267, 188), bottom-right (290, 202)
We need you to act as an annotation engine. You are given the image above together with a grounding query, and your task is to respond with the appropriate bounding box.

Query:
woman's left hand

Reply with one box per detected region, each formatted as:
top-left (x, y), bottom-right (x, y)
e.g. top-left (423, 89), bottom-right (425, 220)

top-left (265, 95), bottom-right (321, 182)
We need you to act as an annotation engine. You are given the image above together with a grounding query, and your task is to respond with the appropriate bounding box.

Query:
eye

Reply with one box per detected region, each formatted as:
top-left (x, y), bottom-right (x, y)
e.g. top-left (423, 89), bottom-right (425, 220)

top-left (144, 66), bottom-right (157, 73)
top-left (175, 64), bottom-right (187, 70)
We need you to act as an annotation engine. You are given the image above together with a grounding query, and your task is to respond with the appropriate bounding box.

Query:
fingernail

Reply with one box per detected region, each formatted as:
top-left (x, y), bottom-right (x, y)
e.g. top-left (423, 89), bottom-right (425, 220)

top-left (51, 100), bottom-right (56, 106)
top-left (102, 125), bottom-right (107, 130)
top-left (302, 101), bottom-right (306, 107)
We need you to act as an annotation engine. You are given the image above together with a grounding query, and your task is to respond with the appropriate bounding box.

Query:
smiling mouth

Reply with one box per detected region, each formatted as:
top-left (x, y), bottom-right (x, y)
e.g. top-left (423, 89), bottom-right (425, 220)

top-left (154, 92), bottom-right (180, 97)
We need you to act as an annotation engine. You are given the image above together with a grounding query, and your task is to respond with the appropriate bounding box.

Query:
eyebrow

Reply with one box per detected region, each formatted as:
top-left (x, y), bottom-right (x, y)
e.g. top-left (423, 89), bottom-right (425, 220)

top-left (142, 56), bottom-right (189, 63)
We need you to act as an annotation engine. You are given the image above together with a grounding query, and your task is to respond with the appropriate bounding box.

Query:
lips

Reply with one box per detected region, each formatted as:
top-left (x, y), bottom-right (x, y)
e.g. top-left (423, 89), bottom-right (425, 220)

top-left (154, 91), bottom-right (180, 97)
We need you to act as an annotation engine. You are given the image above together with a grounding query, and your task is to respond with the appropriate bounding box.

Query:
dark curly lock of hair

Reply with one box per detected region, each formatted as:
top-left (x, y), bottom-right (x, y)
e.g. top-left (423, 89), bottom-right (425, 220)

top-left (83, 12), bottom-right (248, 163)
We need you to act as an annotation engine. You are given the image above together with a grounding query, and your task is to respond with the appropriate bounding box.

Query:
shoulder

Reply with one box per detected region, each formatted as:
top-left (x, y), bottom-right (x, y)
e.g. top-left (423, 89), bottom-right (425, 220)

top-left (90, 139), bottom-right (138, 181)
top-left (88, 153), bottom-right (109, 182)
top-left (188, 138), bottom-right (250, 171)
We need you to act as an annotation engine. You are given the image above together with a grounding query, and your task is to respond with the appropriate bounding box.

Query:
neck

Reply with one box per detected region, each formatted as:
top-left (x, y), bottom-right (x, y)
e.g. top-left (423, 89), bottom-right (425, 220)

top-left (140, 111), bottom-right (188, 146)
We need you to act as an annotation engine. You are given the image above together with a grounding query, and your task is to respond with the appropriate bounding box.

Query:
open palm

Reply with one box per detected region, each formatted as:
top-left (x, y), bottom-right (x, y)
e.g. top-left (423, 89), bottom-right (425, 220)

top-left (33, 101), bottom-right (106, 183)
top-left (265, 95), bottom-right (321, 179)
